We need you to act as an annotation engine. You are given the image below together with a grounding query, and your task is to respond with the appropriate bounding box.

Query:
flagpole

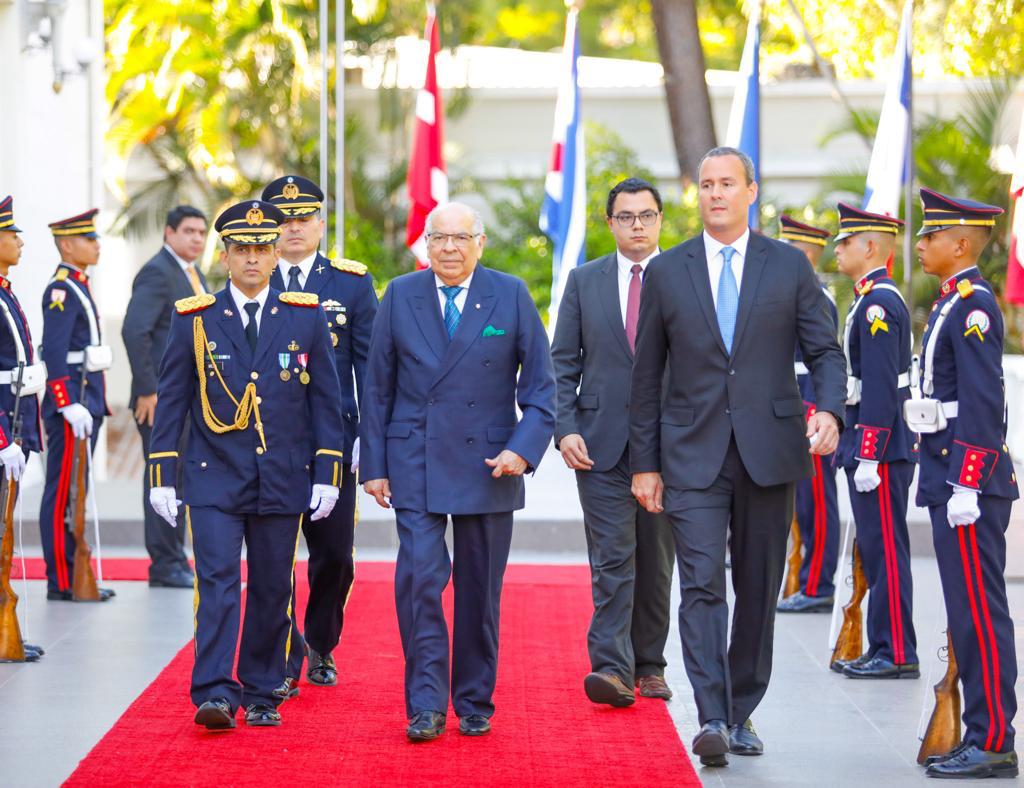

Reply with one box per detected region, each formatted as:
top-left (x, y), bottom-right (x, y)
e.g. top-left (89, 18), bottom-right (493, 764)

top-left (319, 0), bottom-right (329, 253)
top-left (902, 10), bottom-right (914, 319)
top-left (335, 0), bottom-right (345, 257)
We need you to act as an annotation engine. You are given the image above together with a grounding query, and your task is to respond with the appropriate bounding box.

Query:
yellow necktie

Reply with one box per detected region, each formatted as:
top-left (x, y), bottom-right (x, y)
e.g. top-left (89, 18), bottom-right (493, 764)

top-left (186, 264), bottom-right (204, 296)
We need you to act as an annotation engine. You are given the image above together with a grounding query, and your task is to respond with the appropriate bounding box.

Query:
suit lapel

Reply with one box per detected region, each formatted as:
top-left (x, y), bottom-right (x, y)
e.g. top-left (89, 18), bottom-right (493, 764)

top-left (408, 270), bottom-right (449, 362)
top-left (684, 240), bottom-right (729, 358)
top-left (434, 267), bottom-right (497, 386)
top-left (598, 254), bottom-right (633, 359)
top-left (216, 288), bottom-right (252, 364)
top-left (303, 253), bottom-right (331, 295)
top-left (269, 266), bottom-right (286, 292)
top-left (253, 290), bottom-right (287, 366)
top-left (730, 234), bottom-right (768, 354)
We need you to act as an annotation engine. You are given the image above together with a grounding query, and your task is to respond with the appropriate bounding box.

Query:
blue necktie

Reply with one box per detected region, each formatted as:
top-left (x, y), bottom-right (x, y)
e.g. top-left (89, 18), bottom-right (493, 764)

top-left (716, 246), bottom-right (739, 353)
top-left (440, 285), bottom-right (463, 339)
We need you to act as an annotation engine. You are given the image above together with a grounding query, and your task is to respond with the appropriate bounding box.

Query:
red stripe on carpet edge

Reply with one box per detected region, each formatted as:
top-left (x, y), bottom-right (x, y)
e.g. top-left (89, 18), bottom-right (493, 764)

top-left (64, 564), bottom-right (697, 788)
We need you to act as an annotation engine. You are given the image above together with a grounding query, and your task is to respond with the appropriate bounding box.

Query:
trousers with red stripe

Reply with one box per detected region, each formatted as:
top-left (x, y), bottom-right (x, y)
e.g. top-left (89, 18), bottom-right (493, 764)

top-left (930, 498), bottom-right (1016, 752)
top-left (37, 413), bottom-right (102, 593)
top-left (794, 451), bottom-right (839, 597)
top-left (845, 460), bottom-right (917, 664)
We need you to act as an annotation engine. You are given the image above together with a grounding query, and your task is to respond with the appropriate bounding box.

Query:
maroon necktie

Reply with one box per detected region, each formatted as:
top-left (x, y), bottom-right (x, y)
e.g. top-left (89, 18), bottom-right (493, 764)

top-left (625, 263), bottom-right (642, 353)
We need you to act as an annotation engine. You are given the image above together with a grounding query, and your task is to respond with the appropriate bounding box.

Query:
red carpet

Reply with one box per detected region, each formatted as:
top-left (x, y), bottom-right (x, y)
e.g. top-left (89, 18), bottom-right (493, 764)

top-left (64, 562), bottom-right (697, 787)
top-left (13, 557), bottom-right (167, 581)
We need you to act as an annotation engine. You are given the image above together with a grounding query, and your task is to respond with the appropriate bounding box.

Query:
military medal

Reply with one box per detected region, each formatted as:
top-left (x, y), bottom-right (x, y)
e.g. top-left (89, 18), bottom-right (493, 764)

top-left (288, 340), bottom-right (299, 351)
top-left (279, 352), bottom-right (291, 381)
top-left (297, 353), bottom-right (310, 384)
top-left (336, 313), bottom-right (347, 326)
top-left (331, 332), bottom-right (339, 347)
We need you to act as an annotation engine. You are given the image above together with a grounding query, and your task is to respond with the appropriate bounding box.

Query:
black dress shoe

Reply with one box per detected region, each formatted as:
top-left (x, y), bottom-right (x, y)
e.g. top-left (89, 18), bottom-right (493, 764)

top-left (149, 569), bottom-right (195, 588)
top-left (692, 720), bottom-right (730, 767)
top-left (24, 642), bottom-right (44, 657)
top-left (271, 677), bottom-right (299, 702)
top-left (307, 649), bottom-right (337, 686)
top-left (459, 714), bottom-right (491, 736)
top-left (245, 703), bottom-right (282, 726)
top-left (194, 698), bottom-right (235, 730)
top-left (843, 655), bottom-right (920, 679)
top-left (46, 587), bottom-right (116, 602)
top-left (407, 711), bottom-right (446, 742)
top-left (924, 741), bottom-right (970, 767)
top-left (830, 652), bottom-right (869, 674)
top-left (925, 745), bottom-right (1018, 778)
top-left (729, 719), bottom-right (764, 755)
top-left (777, 592), bottom-right (834, 613)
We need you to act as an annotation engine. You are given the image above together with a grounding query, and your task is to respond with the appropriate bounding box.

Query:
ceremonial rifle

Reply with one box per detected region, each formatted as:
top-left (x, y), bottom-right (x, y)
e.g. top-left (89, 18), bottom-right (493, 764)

top-left (783, 511), bottom-right (802, 598)
top-left (0, 363), bottom-right (27, 660)
top-left (69, 365), bottom-right (100, 601)
top-left (917, 631), bottom-right (961, 764)
top-left (829, 539), bottom-right (866, 667)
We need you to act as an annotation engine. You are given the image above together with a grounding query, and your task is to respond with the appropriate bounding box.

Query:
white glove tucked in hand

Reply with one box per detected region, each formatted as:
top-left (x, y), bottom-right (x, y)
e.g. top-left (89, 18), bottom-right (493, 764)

top-left (150, 486), bottom-right (180, 528)
top-left (0, 444), bottom-right (26, 481)
top-left (853, 460), bottom-right (881, 493)
top-left (60, 403), bottom-right (93, 440)
top-left (350, 437), bottom-right (360, 475)
top-left (309, 483), bottom-right (340, 521)
top-left (947, 487), bottom-right (980, 528)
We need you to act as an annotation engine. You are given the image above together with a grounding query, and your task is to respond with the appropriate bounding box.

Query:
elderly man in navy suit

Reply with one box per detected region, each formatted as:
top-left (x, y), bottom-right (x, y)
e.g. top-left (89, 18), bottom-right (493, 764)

top-left (361, 201), bottom-right (555, 742)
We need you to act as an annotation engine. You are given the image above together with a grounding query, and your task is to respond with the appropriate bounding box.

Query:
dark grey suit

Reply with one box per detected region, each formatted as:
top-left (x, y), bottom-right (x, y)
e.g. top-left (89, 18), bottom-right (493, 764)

top-left (122, 247), bottom-right (208, 580)
top-left (630, 232), bottom-right (846, 724)
top-left (551, 253), bottom-right (674, 684)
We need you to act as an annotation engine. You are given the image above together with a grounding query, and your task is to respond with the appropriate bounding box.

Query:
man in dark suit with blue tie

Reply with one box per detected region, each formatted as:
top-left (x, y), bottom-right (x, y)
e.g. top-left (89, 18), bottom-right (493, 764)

top-left (122, 205), bottom-right (208, 588)
top-left (361, 201), bottom-right (555, 742)
top-left (630, 148), bottom-right (847, 767)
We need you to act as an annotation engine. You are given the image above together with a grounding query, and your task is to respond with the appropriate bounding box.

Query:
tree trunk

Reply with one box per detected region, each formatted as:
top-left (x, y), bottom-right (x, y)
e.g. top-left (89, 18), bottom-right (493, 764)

top-left (650, 0), bottom-right (717, 185)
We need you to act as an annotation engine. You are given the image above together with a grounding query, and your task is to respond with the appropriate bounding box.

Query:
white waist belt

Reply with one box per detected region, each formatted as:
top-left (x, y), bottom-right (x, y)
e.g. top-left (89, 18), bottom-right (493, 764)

top-left (849, 372), bottom-right (912, 389)
top-left (942, 401), bottom-right (959, 418)
top-left (794, 362), bottom-right (809, 376)
top-left (66, 352), bottom-right (85, 363)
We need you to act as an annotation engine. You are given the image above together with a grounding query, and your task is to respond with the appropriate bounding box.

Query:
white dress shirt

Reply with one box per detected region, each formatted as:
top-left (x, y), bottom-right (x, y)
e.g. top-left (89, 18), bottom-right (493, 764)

top-left (278, 252), bottom-right (317, 290)
top-left (616, 248), bottom-right (659, 326)
top-left (435, 271), bottom-right (474, 318)
top-left (229, 283), bottom-right (270, 331)
top-left (703, 228), bottom-right (750, 310)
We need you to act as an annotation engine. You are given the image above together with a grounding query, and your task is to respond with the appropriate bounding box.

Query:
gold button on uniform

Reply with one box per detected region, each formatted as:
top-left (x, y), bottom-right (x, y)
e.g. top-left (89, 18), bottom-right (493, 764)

top-left (256, 396), bottom-right (263, 404)
top-left (256, 447), bottom-right (264, 455)
top-left (941, 448), bottom-right (948, 456)
top-left (250, 371), bottom-right (259, 380)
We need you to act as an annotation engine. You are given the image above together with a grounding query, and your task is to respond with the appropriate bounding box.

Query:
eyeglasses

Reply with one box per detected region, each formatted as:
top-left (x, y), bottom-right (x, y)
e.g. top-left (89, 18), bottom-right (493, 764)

top-left (610, 211), bottom-right (661, 228)
top-left (425, 232), bottom-right (480, 248)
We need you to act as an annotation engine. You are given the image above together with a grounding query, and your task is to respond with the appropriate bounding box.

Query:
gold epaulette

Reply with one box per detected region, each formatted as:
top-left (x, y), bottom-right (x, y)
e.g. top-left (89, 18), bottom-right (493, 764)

top-left (857, 280), bottom-right (874, 296)
top-left (176, 293), bottom-right (217, 314)
top-left (279, 291), bottom-right (320, 307)
top-left (957, 279), bottom-right (974, 298)
top-left (331, 258), bottom-right (368, 276)
top-left (55, 268), bottom-right (69, 281)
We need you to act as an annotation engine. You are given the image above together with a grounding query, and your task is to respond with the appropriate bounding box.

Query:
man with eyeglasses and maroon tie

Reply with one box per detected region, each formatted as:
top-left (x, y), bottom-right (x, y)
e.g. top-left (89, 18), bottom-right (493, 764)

top-left (551, 178), bottom-right (675, 708)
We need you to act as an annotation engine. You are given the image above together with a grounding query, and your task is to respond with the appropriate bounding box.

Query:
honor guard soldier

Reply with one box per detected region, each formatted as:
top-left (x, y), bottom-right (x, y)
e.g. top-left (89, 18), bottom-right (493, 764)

top-left (38, 209), bottom-right (115, 602)
top-left (833, 203), bottom-right (919, 678)
top-left (776, 216), bottom-right (841, 613)
top-left (0, 196), bottom-right (45, 661)
top-left (147, 200), bottom-right (345, 730)
top-left (261, 175), bottom-right (379, 698)
top-left (909, 188), bottom-right (1018, 778)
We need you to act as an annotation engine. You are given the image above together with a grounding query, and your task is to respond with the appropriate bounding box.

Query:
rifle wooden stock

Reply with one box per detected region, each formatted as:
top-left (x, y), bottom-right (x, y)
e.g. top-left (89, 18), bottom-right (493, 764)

top-left (830, 540), bottom-right (866, 667)
top-left (917, 632), bottom-right (962, 764)
top-left (783, 514), bottom-right (803, 598)
top-left (0, 476), bottom-right (26, 662)
top-left (70, 437), bottom-right (100, 602)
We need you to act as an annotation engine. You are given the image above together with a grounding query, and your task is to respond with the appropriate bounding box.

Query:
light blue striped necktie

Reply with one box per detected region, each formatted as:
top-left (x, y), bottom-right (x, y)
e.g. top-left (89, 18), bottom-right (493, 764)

top-left (440, 285), bottom-right (463, 339)
top-left (716, 246), bottom-right (739, 352)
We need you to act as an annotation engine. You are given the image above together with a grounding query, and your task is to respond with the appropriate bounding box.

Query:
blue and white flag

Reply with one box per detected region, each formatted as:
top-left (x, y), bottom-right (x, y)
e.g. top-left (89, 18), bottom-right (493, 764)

top-left (540, 6), bottom-right (586, 328)
top-left (863, 0), bottom-right (912, 216)
top-left (725, 2), bottom-right (760, 230)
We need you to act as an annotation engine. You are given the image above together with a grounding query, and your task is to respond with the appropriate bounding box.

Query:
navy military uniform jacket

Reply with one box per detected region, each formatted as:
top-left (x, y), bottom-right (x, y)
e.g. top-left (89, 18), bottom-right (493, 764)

top-left (270, 252), bottom-right (377, 456)
top-left (795, 281), bottom-right (838, 404)
top-left (0, 276), bottom-right (41, 452)
top-left (916, 268), bottom-right (1019, 506)
top-left (40, 263), bottom-right (109, 419)
top-left (837, 268), bottom-right (917, 470)
top-left (148, 288), bottom-right (345, 515)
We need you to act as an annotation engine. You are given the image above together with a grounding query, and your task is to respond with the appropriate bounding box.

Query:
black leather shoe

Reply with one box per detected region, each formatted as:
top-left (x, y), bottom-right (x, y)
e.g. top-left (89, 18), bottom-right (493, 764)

top-left (194, 698), bottom-right (235, 730)
top-left (245, 703), bottom-right (282, 726)
top-left (843, 655), bottom-right (920, 679)
top-left (831, 652), bottom-right (869, 674)
top-left (149, 569), bottom-right (194, 588)
top-left (407, 711), bottom-right (446, 742)
top-left (46, 587), bottom-right (116, 602)
top-left (924, 741), bottom-right (970, 767)
top-left (777, 592), bottom-right (834, 613)
top-left (24, 641), bottom-right (44, 657)
top-left (271, 677), bottom-right (299, 702)
top-left (729, 719), bottom-right (764, 755)
top-left (692, 720), bottom-right (730, 767)
top-left (459, 714), bottom-right (491, 736)
top-left (307, 649), bottom-right (337, 686)
top-left (925, 745), bottom-right (1018, 778)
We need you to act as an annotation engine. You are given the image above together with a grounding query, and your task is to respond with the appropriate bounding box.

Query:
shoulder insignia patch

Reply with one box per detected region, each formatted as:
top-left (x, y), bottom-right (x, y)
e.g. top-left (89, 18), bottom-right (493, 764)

top-left (279, 291), bottom-right (320, 307)
top-left (957, 279), bottom-right (974, 298)
top-left (857, 280), bottom-right (874, 296)
top-left (865, 304), bottom-right (889, 336)
top-left (55, 268), bottom-right (69, 282)
top-left (175, 293), bottom-right (217, 314)
top-left (331, 258), bottom-right (368, 276)
top-left (964, 309), bottom-right (990, 341)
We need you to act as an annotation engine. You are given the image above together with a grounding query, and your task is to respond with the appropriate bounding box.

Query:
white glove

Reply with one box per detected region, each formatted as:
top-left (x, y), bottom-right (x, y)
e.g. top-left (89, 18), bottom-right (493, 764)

top-left (351, 438), bottom-right (360, 474)
top-left (60, 403), bottom-right (93, 440)
top-left (854, 460), bottom-right (881, 493)
top-left (0, 444), bottom-right (26, 482)
top-left (149, 486), bottom-right (180, 528)
top-left (947, 487), bottom-right (980, 528)
top-left (309, 483), bottom-right (340, 522)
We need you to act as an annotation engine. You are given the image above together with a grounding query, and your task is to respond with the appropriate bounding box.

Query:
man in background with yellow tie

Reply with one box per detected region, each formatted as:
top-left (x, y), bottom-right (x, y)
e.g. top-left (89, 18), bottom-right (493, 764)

top-left (122, 205), bottom-right (208, 588)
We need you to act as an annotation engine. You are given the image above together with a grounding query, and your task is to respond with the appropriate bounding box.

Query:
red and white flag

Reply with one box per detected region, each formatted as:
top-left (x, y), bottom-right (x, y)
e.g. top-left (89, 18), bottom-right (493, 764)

top-left (1007, 107), bottom-right (1024, 305)
top-left (405, 3), bottom-right (448, 269)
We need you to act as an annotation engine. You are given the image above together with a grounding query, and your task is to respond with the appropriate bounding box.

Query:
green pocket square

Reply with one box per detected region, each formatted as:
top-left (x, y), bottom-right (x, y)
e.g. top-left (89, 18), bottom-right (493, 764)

top-left (482, 325), bottom-right (506, 337)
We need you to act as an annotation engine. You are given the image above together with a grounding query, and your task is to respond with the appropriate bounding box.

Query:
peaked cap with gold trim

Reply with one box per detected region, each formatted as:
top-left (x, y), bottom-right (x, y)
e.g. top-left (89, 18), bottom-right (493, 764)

top-left (834, 202), bottom-right (903, 242)
top-left (49, 208), bottom-right (100, 239)
top-left (917, 187), bottom-right (1003, 236)
top-left (0, 195), bottom-right (21, 233)
top-left (779, 215), bottom-right (829, 247)
top-left (214, 200), bottom-right (285, 245)
top-left (262, 175), bottom-right (323, 217)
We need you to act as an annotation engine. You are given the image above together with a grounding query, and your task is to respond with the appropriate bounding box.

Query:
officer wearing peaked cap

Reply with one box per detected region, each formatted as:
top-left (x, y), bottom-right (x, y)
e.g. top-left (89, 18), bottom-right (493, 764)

top-left (147, 199), bottom-right (346, 730)
top-left (262, 175), bottom-right (378, 696)
top-left (910, 188), bottom-right (1019, 778)
top-left (38, 209), bottom-right (115, 602)
top-left (833, 202), bottom-right (919, 679)
top-left (776, 215), bottom-right (841, 614)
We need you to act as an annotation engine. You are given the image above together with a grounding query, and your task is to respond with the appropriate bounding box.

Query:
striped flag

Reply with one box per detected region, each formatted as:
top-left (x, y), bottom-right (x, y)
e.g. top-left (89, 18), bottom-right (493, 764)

top-left (405, 3), bottom-right (448, 269)
top-left (725, 1), bottom-right (760, 230)
top-left (1007, 106), bottom-right (1024, 304)
top-left (540, 5), bottom-right (586, 327)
